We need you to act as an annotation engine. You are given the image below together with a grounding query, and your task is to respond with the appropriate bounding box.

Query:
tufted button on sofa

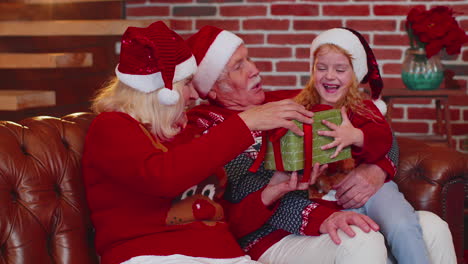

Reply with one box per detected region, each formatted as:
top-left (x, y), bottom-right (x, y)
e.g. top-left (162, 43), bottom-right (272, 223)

top-left (0, 113), bottom-right (466, 264)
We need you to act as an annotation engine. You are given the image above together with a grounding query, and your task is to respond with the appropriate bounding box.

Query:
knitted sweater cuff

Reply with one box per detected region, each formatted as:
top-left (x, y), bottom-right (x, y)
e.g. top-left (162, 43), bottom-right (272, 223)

top-left (241, 186), bottom-right (279, 226)
top-left (227, 186), bottom-right (279, 238)
top-left (301, 204), bottom-right (337, 236)
top-left (374, 157), bottom-right (397, 182)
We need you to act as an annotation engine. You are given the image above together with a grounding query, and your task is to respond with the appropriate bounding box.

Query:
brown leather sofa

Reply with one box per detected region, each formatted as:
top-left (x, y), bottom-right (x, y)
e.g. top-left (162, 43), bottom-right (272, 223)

top-left (0, 112), bottom-right (467, 264)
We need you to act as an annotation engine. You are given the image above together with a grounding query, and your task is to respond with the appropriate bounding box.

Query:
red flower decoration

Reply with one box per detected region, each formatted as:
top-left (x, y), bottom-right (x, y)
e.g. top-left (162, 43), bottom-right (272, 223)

top-left (405, 6), bottom-right (468, 58)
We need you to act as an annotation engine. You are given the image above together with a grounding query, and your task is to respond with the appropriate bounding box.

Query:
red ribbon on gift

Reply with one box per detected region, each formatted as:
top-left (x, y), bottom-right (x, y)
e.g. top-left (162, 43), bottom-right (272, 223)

top-left (249, 123), bottom-right (313, 183)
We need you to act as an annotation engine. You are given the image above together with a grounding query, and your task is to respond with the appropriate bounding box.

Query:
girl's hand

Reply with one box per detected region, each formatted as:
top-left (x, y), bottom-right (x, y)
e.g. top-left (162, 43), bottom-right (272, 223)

top-left (317, 107), bottom-right (364, 159)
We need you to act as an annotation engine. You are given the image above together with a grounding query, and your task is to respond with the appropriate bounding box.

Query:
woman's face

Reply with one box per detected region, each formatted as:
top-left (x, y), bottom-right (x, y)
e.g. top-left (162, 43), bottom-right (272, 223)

top-left (176, 76), bottom-right (199, 107)
top-left (173, 76), bottom-right (199, 129)
top-left (313, 47), bottom-right (353, 107)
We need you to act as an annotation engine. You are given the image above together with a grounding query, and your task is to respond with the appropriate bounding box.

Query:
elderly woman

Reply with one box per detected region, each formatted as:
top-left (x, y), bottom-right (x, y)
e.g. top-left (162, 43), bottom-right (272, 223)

top-left (82, 21), bottom-right (316, 264)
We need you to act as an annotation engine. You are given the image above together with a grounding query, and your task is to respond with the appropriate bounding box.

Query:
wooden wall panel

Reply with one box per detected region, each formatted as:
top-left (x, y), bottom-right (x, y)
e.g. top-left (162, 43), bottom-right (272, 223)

top-left (0, 36), bottom-right (119, 120)
top-left (0, 2), bottom-right (123, 21)
top-left (0, 0), bottom-right (129, 121)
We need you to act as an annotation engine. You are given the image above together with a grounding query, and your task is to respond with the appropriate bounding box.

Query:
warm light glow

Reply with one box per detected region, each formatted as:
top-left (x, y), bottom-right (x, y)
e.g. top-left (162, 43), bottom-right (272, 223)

top-left (23, 0), bottom-right (118, 3)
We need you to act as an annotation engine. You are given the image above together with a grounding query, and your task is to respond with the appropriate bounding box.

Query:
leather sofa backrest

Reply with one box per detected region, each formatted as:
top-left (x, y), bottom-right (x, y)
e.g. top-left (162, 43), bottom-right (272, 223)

top-left (0, 112), bottom-right (98, 264)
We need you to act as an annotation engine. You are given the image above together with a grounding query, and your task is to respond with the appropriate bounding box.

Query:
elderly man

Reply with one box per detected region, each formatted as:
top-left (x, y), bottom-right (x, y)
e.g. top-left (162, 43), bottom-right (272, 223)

top-left (184, 26), bottom-right (455, 264)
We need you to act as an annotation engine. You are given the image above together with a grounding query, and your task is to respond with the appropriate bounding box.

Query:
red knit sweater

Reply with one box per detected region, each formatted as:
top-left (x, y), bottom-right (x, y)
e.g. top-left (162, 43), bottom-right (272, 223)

top-left (264, 90), bottom-right (396, 178)
top-left (186, 104), bottom-right (337, 259)
top-left (310, 102), bottom-right (393, 167)
top-left (186, 90), bottom-right (395, 260)
top-left (82, 112), bottom-right (277, 264)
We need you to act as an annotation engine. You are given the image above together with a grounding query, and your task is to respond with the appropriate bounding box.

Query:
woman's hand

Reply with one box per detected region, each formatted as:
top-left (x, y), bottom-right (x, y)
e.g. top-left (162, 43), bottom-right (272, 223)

top-left (308, 162), bottom-right (328, 185)
top-left (317, 107), bottom-right (363, 159)
top-left (239, 99), bottom-right (314, 136)
top-left (262, 162), bottom-right (328, 206)
top-left (319, 211), bottom-right (380, 245)
top-left (261, 171), bottom-right (308, 206)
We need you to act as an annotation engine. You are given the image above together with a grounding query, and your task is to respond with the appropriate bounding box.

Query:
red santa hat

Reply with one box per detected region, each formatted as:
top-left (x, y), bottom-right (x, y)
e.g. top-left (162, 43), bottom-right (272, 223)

top-left (310, 28), bottom-right (387, 115)
top-left (115, 21), bottom-right (197, 105)
top-left (186, 26), bottom-right (243, 98)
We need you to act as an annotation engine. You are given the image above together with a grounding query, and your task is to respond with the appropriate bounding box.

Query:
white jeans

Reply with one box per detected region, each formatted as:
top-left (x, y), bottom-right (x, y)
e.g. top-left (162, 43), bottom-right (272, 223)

top-left (122, 255), bottom-right (261, 264)
top-left (412, 211), bottom-right (456, 264)
top-left (258, 211), bottom-right (456, 264)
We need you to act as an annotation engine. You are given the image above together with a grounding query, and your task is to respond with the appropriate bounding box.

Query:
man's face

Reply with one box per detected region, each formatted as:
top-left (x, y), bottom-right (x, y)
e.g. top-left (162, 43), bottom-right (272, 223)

top-left (209, 45), bottom-right (265, 111)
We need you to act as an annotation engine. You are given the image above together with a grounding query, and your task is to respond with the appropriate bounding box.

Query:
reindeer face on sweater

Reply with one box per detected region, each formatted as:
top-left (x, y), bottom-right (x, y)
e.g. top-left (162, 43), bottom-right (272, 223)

top-left (308, 158), bottom-right (355, 201)
top-left (166, 171), bottom-right (227, 227)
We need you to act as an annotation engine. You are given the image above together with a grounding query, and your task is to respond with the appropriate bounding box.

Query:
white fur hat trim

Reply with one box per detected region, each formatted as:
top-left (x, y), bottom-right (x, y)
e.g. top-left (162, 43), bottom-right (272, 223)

top-left (310, 28), bottom-right (368, 82)
top-left (193, 30), bottom-right (243, 98)
top-left (115, 66), bottom-right (164, 93)
top-left (115, 55), bottom-right (197, 96)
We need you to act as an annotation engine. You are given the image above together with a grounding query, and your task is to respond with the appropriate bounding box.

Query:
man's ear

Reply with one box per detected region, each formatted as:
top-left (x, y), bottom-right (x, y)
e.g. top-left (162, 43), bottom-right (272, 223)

top-left (207, 89), bottom-right (217, 100)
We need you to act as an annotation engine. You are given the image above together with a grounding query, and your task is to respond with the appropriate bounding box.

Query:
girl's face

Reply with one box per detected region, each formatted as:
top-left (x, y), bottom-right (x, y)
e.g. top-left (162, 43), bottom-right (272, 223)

top-left (313, 48), bottom-right (353, 107)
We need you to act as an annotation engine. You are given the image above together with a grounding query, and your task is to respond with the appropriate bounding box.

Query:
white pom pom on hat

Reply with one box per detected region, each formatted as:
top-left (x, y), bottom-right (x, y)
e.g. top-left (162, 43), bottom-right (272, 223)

top-left (373, 98), bottom-right (387, 116)
top-left (157, 88), bottom-right (180, 106)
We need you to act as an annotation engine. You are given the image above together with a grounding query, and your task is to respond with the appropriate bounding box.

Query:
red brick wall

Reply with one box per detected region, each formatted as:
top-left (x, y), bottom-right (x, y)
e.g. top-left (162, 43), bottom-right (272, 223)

top-left (126, 0), bottom-right (468, 153)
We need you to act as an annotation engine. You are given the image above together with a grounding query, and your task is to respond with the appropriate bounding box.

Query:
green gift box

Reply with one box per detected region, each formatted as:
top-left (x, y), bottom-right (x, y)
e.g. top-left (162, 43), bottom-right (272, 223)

top-left (264, 109), bottom-right (351, 171)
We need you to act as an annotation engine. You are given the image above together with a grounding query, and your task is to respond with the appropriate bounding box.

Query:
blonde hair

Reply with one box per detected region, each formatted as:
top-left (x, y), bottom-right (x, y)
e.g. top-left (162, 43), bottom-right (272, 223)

top-left (91, 77), bottom-right (186, 142)
top-left (295, 44), bottom-right (381, 121)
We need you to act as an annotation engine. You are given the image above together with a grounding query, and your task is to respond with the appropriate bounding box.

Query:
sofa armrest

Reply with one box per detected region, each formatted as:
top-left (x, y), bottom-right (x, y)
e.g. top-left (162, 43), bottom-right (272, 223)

top-left (395, 137), bottom-right (467, 263)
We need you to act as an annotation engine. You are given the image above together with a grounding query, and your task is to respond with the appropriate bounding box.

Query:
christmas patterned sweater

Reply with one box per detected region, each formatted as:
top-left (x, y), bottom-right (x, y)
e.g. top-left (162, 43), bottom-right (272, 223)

top-left (185, 90), bottom-right (399, 260)
top-left (82, 111), bottom-right (278, 264)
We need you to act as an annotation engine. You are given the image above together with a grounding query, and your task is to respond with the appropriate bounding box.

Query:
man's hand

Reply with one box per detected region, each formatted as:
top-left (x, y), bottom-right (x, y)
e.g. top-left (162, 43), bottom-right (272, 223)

top-left (333, 163), bottom-right (386, 209)
top-left (261, 171), bottom-right (308, 206)
top-left (238, 99), bottom-right (313, 136)
top-left (318, 107), bottom-right (363, 159)
top-left (320, 211), bottom-right (380, 245)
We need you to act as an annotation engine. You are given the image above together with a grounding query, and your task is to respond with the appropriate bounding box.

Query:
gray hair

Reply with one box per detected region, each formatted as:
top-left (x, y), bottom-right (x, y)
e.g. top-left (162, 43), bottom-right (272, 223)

top-left (215, 67), bottom-right (232, 92)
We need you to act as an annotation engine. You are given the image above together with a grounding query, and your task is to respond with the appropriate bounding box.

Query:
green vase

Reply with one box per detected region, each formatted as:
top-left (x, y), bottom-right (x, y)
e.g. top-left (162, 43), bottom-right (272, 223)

top-left (401, 48), bottom-right (444, 90)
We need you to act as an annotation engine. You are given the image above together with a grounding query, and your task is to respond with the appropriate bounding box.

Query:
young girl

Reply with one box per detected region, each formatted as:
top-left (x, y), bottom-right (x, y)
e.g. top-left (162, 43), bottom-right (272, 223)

top-left (296, 28), bottom-right (431, 264)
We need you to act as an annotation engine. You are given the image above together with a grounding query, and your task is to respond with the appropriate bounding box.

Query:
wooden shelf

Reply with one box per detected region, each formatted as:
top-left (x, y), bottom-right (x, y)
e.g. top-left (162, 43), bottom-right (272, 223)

top-left (0, 52), bottom-right (93, 68)
top-left (397, 134), bottom-right (448, 142)
top-left (0, 90), bottom-right (56, 111)
top-left (382, 89), bottom-right (466, 149)
top-left (383, 89), bottom-right (465, 97)
top-left (22, 0), bottom-right (119, 3)
top-left (0, 19), bottom-right (156, 36)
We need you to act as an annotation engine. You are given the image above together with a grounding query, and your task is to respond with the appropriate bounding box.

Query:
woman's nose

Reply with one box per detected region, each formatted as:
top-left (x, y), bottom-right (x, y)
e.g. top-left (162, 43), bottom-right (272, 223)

top-left (189, 83), bottom-right (199, 100)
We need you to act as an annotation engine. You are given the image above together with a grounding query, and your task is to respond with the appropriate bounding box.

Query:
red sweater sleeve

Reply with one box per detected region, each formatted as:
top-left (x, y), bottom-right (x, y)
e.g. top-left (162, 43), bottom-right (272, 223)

top-left (300, 204), bottom-right (338, 236)
top-left (373, 156), bottom-right (397, 181)
top-left (351, 101), bottom-right (392, 164)
top-left (223, 186), bottom-right (279, 239)
top-left (84, 112), bottom-right (254, 198)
